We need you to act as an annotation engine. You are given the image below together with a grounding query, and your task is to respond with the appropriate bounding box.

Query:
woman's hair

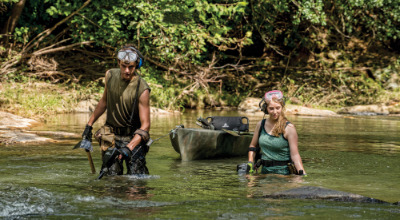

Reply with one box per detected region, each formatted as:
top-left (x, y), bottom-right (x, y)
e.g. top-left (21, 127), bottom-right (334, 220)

top-left (268, 97), bottom-right (288, 137)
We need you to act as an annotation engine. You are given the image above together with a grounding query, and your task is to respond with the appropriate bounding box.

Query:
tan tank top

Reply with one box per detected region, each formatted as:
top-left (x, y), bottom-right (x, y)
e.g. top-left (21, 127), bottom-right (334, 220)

top-left (105, 68), bottom-right (150, 129)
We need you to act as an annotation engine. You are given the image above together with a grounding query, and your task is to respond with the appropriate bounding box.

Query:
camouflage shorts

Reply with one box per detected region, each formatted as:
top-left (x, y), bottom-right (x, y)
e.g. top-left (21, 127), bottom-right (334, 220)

top-left (94, 125), bottom-right (115, 152)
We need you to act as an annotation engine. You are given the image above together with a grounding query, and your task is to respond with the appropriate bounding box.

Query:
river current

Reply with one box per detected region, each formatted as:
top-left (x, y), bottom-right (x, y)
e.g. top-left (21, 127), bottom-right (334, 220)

top-left (1, 110), bottom-right (399, 219)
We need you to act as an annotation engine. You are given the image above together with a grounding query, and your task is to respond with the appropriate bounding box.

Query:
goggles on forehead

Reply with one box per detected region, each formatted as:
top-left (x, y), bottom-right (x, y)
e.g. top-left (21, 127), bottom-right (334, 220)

top-left (264, 90), bottom-right (284, 102)
top-left (117, 49), bottom-right (139, 63)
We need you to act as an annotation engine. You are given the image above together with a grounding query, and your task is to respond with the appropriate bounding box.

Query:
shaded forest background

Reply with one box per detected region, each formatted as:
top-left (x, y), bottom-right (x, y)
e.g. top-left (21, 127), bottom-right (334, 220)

top-left (1, 0), bottom-right (399, 113)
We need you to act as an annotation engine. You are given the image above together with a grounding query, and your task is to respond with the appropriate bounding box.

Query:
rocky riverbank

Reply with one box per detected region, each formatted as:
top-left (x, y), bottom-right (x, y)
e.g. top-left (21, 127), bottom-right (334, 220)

top-left (238, 97), bottom-right (400, 116)
top-left (0, 106), bottom-right (180, 145)
top-left (1, 98), bottom-right (399, 145)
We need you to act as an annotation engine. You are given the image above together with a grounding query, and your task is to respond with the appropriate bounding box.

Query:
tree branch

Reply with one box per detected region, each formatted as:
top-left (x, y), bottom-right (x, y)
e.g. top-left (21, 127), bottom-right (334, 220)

top-left (23, 0), bottom-right (91, 53)
top-left (31, 41), bottom-right (94, 57)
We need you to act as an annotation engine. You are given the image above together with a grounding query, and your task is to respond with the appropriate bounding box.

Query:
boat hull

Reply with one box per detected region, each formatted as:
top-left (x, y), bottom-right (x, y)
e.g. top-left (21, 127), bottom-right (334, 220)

top-left (169, 128), bottom-right (253, 161)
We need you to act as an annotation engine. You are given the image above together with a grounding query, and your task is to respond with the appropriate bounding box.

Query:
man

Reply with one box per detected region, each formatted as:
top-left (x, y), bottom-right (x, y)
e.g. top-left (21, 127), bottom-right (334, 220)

top-left (81, 45), bottom-right (151, 176)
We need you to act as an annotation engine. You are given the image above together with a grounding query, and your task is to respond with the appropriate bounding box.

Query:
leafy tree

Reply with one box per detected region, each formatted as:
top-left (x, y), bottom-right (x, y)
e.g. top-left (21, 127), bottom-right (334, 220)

top-left (1, 0), bottom-right (399, 109)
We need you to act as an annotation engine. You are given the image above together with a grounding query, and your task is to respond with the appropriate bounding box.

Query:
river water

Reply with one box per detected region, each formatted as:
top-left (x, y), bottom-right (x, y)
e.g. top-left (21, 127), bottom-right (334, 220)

top-left (1, 110), bottom-right (399, 219)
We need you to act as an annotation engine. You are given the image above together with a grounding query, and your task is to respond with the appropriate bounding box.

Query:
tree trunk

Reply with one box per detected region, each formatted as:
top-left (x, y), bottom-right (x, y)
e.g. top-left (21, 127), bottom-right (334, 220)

top-left (0, 0), bottom-right (26, 35)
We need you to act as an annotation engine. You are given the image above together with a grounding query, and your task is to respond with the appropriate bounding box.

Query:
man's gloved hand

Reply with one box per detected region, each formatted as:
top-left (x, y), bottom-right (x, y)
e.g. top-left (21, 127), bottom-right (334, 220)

top-left (82, 124), bottom-right (93, 142)
top-left (119, 146), bottom-right (132, 160)
top-left (247, 161), bottom-right (255, 174)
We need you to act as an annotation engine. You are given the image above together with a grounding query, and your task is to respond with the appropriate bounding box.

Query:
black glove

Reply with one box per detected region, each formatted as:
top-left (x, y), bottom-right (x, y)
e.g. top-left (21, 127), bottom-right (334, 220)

top-left (82, 124), bottom-right (93, 141)
top-left (119, 146), bottom-right (132, 160)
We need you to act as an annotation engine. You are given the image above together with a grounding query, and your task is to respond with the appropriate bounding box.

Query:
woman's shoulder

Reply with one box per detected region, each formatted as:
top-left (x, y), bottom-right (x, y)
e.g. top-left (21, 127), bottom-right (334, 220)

top-left (285, 121), bottom-right (296, 132)
top-left (256, 119), bottom-right (266, 127)
top-left (285, 121), bottom-right (295, 127)
top-left (253, 120), bottom-right (264, 132)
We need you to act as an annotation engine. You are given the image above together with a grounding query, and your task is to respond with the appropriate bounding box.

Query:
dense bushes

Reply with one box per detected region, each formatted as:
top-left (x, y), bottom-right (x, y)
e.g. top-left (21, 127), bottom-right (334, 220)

top-left (1, 0), bottom-right (399, 110)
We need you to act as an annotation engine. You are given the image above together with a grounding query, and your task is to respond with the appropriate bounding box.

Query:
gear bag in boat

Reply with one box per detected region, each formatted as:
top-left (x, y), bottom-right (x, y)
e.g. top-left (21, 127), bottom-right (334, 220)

top-left (203, 116), bottom-right (249, 131)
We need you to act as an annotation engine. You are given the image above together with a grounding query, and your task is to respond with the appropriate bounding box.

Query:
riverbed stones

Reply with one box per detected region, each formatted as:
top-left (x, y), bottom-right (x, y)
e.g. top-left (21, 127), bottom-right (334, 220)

top-left (0, 111), bottom-right (53, 144)
top-left (74, 99), bottom-right (98, 113)
top-left (0, 107), bottom-right (181, 145)
top-left (150, 107), bottom-right (181, 115)
top-left (238, 97), bottom-right (337, 116)
top-left (338, 104), bottom-right (390, 115)
top-left (285, 104), bottom-right (337, 116)
top-left (0, 111), bottom-right (39, 129)
top-left (0, 131), bottom-right (51, 144)
top-left (237, 97), bottom-right (261, 113)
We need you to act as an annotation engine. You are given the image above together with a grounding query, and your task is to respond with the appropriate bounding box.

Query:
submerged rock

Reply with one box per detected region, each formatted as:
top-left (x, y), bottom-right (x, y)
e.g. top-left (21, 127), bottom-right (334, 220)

top-left (263, 186), bottom-right (389, 204)
top-left (0, 111), bottom-right (39, 129)
top-left (24, 130), bottom-right (80, 139)
top-left (0, 131), bottom-right (51, 144)
top-left (0, 111), bottom-right (53, 144)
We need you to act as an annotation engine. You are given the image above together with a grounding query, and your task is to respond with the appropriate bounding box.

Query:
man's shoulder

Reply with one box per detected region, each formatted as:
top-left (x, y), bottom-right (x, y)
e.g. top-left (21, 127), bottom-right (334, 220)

top-left (105, 68), bottom-right (120, 82)
top-left (139, 77), bottom-right (151, 91)
top-left (108, 68), bottom-right (120, 74)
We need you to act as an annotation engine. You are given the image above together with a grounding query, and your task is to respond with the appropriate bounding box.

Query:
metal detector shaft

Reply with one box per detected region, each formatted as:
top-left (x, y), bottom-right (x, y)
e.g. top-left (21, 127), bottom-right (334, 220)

top-left (148, 125), bottom-right (184, 146)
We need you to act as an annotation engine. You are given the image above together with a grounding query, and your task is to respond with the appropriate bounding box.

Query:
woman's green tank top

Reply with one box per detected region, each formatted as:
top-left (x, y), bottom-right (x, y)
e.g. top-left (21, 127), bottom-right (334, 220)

top-left (105, 68), bottom-right (150, 129)
top-left (259, 119), bottom-right (290, 175)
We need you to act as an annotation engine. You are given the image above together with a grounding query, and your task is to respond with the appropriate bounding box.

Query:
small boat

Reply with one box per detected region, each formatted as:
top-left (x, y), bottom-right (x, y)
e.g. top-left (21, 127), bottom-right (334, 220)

top-left (169, 127), bottom-right (253, 161)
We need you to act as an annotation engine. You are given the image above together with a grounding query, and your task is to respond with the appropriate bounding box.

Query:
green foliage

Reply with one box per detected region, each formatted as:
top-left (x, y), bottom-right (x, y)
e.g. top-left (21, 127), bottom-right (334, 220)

top-left (12, 27), bottom-right (29, 44)
top-left (333, 0), bottom-right (400, 41)
top-left (2, 0), bottom-right (399, 112)
top-left (9, 0), bottom-right (400, 59)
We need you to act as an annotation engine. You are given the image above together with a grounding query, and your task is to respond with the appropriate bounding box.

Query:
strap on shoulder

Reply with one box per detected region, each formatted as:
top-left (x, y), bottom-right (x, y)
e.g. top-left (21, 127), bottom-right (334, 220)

top-left (258, 119), bottom-right (266, 138)
top-left (129, 76), bottom-right (141, 125)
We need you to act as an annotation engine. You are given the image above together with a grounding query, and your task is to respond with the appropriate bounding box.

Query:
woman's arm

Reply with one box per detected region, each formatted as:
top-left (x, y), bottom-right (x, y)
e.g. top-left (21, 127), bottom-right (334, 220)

top-left (285, 124), bottom-right (306, 174)
top-left (248, 120), bottom-right (262, 163)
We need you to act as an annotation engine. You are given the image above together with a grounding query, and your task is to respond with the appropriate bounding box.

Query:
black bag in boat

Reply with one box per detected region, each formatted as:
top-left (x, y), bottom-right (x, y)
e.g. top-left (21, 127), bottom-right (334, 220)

top-left (205, 116), bottom-right (249, 132)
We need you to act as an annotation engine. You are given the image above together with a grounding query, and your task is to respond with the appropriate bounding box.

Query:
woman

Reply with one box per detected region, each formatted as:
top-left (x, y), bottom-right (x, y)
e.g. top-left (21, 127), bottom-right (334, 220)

top-left (247, 90), bottom-right (306, 175)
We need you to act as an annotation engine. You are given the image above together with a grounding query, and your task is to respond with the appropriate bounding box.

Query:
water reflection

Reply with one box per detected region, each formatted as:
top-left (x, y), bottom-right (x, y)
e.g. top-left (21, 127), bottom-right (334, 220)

top-left (1, 111), bottom-right (399, 219)
top-left (100, 175), bottom-right (158, 200)
top-left (244, 174), bottom-right (306, 198)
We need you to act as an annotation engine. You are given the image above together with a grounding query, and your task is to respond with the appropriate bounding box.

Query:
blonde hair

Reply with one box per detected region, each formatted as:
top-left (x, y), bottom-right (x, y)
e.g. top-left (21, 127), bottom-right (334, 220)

top-left (268, 98), bottom-right (288, 137)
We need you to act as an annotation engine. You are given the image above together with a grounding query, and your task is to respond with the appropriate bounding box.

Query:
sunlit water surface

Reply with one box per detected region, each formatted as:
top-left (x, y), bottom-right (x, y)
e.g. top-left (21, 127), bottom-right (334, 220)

top-left (1, 110), bottom-right (399, 219)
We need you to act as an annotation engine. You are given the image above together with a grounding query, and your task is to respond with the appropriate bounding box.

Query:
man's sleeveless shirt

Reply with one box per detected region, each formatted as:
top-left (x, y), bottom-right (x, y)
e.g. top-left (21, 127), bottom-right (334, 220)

top-left (105, 68), bottom-right (150, 129)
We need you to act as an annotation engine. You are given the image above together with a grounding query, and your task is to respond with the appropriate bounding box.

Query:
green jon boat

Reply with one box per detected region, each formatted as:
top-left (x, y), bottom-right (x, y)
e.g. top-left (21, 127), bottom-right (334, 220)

top-left (169, 127), bottom-right (253, 161)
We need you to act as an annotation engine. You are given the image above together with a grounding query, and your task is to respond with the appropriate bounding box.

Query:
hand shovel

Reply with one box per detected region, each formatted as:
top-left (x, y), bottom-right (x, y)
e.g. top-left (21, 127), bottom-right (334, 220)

top-left (73, 139), bottom-right (96, 174)
top-left (221, 129), bottom-right (240, 137)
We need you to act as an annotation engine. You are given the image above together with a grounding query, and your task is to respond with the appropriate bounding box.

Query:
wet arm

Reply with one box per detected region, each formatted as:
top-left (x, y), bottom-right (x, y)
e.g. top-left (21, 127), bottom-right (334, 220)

top-left (127, 89), bottom-right (150, 151)
top-left (248, 121), bottom-right (261, 163)
top-left (286, 124), bottom-right (306, 174)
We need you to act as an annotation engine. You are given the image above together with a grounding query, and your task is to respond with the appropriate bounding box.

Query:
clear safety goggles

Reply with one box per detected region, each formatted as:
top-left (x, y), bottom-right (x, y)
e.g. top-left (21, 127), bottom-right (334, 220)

top-left (264, 90), bottom-right (284, 102)
top-left (117, 49), bottom-right (138, 63)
